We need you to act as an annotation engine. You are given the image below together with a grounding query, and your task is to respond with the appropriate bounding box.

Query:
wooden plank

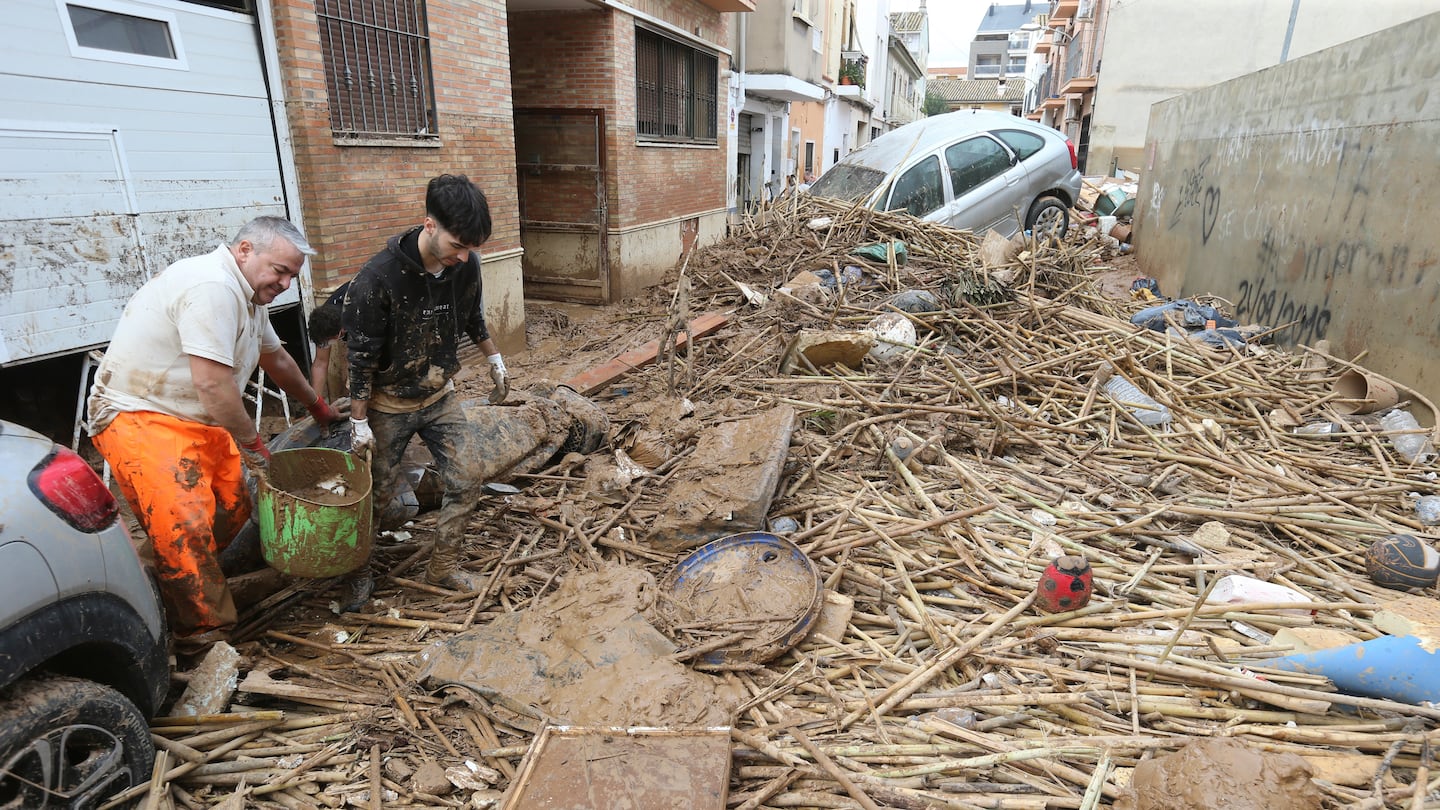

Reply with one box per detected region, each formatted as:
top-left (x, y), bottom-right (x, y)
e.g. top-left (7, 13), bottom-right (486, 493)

top-left (562, 311), bottom-right (729, 395)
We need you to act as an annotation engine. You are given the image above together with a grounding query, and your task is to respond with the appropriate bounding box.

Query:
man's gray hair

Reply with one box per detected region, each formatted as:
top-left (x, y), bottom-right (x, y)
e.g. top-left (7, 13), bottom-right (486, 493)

top-left (233, 215), bottom-right (317, 256)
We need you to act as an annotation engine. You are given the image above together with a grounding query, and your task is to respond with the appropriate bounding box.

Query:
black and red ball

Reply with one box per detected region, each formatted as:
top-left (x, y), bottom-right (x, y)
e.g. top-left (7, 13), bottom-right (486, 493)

top-left (1365, 534), bottom-right (1440, 590)
top-left (1036, 554), bottom-right (1093, 613)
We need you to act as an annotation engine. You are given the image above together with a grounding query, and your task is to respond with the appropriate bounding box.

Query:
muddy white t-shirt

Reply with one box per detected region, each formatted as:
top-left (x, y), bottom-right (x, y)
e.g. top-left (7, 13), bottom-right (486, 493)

top-left (88, 243), bottom-right (282, 432)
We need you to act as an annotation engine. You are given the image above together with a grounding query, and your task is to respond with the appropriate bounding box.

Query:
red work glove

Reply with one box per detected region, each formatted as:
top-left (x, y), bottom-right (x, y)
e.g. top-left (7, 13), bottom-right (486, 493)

top-left (307, 395), bottom-right (341, 427)
top-left (238, 435), bottom-right (271, 474)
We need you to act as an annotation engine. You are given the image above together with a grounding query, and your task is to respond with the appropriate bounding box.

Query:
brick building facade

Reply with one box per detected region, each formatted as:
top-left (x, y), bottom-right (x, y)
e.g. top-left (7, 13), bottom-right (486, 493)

top-left (270, 0), bottom-right (525, 349)
top-left (269, 0), bottom-right (735, 328)
top-left (509, 1), bottom-right (731, 301)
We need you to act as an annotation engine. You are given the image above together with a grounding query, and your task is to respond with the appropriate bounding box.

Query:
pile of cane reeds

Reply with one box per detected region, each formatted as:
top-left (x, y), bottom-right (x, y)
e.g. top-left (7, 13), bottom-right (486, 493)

top-left (131, 197), bottom-right (1440, 809)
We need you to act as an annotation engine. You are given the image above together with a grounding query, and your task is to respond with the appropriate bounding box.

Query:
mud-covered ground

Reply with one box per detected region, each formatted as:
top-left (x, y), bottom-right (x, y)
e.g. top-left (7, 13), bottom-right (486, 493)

top-left (119, 204), bottom-right (1440, 809)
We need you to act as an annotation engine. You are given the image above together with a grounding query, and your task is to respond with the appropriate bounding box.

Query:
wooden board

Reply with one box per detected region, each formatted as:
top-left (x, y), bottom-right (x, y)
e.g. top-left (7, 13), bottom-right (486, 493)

top-left (502, 724), bottom-right (732, 810)
top-left (561, 312), bottom-right (730, 395)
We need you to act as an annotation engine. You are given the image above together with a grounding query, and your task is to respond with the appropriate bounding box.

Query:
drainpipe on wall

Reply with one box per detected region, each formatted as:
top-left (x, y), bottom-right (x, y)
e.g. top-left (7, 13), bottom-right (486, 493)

top-left (1280, 0), bottom-right (1301, 63)
top-left (729, 12), bottom-right (748, 221)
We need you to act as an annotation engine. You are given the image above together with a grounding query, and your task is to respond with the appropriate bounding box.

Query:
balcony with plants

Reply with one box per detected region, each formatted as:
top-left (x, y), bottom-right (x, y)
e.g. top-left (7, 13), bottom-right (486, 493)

top-left (838, 57), bottom-right (866, 89)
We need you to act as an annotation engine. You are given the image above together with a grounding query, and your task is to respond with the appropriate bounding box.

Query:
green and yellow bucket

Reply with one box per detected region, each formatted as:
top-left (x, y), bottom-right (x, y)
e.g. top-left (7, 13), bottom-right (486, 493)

top-left (257, 447), bottom-right (372, 577)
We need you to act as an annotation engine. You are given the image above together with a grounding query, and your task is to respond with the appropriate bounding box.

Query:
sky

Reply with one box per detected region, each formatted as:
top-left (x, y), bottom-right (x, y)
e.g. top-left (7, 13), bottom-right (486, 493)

top-left (889, 0), bottom-right (991, 70)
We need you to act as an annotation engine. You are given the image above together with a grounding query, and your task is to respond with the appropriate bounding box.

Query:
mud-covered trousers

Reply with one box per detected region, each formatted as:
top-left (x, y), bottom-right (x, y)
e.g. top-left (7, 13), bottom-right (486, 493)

top-left (92, 411), bottom-right (248, 639)
top-left (369, 392), bottom-right (483, 557)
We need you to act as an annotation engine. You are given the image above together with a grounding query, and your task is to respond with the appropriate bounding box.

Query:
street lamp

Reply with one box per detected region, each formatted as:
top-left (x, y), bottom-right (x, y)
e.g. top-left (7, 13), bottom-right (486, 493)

top-left (995, 75), bottom-right (1035, 97)
top-left (1020, 21), bottom-right (1074, 43)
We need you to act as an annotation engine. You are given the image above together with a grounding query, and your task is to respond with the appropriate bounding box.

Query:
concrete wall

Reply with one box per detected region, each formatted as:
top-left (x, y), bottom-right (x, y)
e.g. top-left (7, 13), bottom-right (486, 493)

top-left (610, 210), bottom-right (728, 299)
top-left (1134, 12), bottom-right (1440, 412)
top-left (1089, 0), bottom-right (1435, 179)
top-left (747, 0), bottom-right (824, 82)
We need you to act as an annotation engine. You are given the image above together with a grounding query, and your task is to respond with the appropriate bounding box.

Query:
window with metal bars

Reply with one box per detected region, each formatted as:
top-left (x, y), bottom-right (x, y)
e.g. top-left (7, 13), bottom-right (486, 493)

top-left (635, 26), bottom-right (718, 144)
top-left (316, 0), bottom-right (438, 140)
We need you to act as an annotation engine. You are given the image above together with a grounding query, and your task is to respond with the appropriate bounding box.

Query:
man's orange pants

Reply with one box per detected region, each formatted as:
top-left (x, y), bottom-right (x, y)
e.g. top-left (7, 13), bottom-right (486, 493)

top-left (92, 411), bottom-right (249, 639)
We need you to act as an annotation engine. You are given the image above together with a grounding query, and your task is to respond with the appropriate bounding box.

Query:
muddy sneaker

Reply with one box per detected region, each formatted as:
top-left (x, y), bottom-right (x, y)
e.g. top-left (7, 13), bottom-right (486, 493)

top-left (337, 571), bottom-right (374, 613)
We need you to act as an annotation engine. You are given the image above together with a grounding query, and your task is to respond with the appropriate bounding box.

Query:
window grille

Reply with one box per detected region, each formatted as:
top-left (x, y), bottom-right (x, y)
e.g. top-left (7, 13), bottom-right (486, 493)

top-left (635, 27), bottom-right (718, 144)
top-left (316, 0), bottom-right (437, 139)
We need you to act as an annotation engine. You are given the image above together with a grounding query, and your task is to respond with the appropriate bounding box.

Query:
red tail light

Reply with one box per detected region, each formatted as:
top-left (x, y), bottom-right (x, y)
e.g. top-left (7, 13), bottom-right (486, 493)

top-left (28, 446), bottom-right (118, 533)
top-left (1066, 138), bottom-right (1078, 170)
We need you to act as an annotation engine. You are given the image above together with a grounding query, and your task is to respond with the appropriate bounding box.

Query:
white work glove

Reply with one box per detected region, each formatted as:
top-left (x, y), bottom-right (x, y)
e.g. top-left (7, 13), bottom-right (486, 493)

top-left (487, 353), bottom-right (509, 404)
top-left (350, 417), bottom-right (374, 461)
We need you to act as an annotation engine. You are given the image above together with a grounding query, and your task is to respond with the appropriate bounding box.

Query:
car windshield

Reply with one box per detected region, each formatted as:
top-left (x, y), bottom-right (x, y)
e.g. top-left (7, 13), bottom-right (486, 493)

top-left (808, 163), bottom-right (888, 202)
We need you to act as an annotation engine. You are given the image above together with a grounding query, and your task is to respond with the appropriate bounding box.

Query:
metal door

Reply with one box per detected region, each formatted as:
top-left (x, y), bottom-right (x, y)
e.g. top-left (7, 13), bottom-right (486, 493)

top-left (514, 108), bottom-right (609, 303)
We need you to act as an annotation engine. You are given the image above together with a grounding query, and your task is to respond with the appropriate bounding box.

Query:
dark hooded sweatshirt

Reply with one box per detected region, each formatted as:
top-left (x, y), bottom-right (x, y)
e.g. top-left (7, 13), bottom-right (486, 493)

top-left (343, 227), bottom-right (489, 407)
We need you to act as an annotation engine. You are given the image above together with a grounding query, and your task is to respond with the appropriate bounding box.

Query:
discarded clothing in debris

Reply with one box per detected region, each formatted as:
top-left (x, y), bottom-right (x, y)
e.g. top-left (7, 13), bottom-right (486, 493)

top-left (1131, 299), bottom-right (1237, 332)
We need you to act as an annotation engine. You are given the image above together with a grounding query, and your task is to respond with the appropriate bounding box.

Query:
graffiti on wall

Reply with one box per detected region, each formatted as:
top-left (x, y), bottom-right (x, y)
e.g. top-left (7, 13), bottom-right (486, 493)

top-left (1166, 155), bottom-right (1220, 244)
top-left (1150, 121), bottom-right (1438, 346)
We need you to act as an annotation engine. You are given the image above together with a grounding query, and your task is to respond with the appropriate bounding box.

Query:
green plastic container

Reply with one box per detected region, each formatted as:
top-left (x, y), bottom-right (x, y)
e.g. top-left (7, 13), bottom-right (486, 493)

top-left (257, 447), bottom-right (372, 577)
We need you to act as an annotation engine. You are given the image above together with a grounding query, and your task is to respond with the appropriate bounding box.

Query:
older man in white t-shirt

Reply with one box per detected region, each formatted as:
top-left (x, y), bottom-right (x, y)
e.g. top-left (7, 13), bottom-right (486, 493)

top-left (88, 216), bottom-right (340, 652)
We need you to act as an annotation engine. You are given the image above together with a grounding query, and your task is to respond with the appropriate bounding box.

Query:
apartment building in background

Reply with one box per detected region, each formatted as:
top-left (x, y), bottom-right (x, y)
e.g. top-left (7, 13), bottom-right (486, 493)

top-left (1026, 0), bottom-right (1107, 173)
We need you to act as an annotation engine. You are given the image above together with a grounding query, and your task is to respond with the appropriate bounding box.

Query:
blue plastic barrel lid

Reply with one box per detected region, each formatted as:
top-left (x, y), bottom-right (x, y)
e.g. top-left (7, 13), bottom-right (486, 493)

top-left (661, 532), bottom-right (822, 664)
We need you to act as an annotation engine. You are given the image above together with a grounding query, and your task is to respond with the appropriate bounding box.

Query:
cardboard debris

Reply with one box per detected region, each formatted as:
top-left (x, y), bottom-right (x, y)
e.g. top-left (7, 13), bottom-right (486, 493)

top-left (503, 725), bottom-right (731, 810)
top-left (804, 590), bottom-right (855, 647)
top-left (1271, 626), bottom-right (1365, 654)
top-left (778, 330), bottom-right (874, 374)
top-left (1374, 592), bottom-right (1440, 650)
top-left (416, 566), bottom-right (737, 728)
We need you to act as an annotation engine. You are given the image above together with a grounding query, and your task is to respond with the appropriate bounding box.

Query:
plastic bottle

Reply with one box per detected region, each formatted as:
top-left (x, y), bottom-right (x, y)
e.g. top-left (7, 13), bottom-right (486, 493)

top-left (1103, 375), bottom-right (1171, 427)
top-left (1379, 409), bottom-right (1437, 464)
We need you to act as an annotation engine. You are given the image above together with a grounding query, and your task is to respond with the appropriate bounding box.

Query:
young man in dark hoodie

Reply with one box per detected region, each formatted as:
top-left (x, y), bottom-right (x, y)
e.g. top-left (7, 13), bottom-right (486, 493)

top-left (340, 174), bottom-right (508, 609)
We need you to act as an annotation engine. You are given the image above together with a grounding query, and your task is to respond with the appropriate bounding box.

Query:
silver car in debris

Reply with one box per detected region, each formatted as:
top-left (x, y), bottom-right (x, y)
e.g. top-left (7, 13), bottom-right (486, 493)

top-left (0, 419), bottom-right (168, 808)
top-left (807, 110), bottom-right (1083, 238)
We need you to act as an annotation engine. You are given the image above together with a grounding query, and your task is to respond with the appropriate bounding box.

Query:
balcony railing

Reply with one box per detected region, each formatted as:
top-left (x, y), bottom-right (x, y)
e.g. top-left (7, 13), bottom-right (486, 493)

top-left (973, 63), bottom-right (1002, 77)
top-left (1063, 31), bottom-right (1092, 83)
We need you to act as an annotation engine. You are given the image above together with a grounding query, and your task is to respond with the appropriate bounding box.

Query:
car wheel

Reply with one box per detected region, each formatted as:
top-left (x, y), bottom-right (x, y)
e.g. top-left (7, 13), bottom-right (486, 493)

top-left (1026, 195), bottom-right (1070, 240)
top-left (0, 675), bottom-right (154, 809)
